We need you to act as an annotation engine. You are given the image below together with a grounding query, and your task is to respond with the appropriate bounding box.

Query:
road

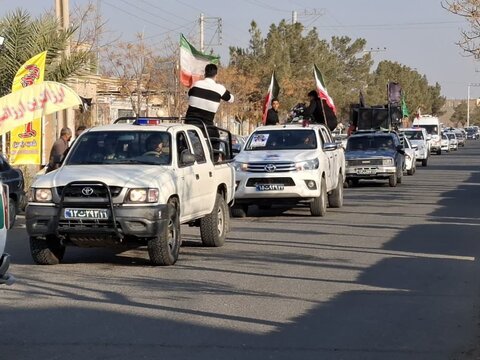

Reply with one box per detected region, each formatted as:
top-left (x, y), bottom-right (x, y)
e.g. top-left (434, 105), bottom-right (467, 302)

top-left (1, 141), bottom-right (480, 360)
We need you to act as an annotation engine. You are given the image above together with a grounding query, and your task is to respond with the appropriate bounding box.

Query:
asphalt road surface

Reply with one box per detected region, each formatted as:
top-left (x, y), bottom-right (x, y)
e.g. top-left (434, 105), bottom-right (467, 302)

top-left (1, 141), bottom-right (480, 360)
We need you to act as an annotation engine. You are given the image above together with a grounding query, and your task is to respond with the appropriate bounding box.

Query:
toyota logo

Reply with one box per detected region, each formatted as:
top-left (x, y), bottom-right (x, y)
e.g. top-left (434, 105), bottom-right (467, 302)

top-left (81, 187), bottom-right (94, 196)
top-left (264, 164), bottom-right (276, 173)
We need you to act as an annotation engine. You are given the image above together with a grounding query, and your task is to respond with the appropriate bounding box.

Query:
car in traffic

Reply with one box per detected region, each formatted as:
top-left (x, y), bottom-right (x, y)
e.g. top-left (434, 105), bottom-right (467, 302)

top-left (399, 128), bottom-right (429, 167)
top-left (26, 120), bottom-right (235, 266)
top-left (465, 127), bottom-right (479, 140)
top-left (232, 134), bottom-right (246, 156)
top-left (233, 124), bottom-right (345, 217)
top-left (454, 129), bottom-right (466, 147)
top-left (440, 133), bottom-right (450, 153)
top-left (0, 154), bottom-right (25, 228)
top-left (412, 115), bottom-right (442, 155)
top-left (0, 183), bottom-right (13, 285)
top-left (345, 131), bottom-right (405, 187)
top-left (398, 133), bottom-right (417, 176)
top-left (444, 131), bottom-right (458, 151)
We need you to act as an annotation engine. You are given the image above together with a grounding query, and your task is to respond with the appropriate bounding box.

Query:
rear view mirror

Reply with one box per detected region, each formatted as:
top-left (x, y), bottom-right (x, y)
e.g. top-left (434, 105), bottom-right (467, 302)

top-left (323, 142), bottom-right (338, 151)
top-left (427, 134), bottom-right (432, 140)
top-left (412, 144), bottom-right (418, 150)
top-left (180, 150), bottom-right (196, 166)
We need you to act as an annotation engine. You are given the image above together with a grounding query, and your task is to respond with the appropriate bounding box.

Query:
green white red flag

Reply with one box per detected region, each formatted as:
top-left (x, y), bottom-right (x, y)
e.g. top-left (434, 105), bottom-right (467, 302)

top-left (179, 34), bottom-right (219, 87)
top-left (314, 64), bottom-right (336, 115)
top-left (262, 71), bottom-right (280, 124)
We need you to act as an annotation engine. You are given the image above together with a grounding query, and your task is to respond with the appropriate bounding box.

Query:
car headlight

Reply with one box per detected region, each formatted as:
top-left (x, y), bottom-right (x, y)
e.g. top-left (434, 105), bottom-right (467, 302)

top-left (296, 158), bottom-right (319, 171)
top-left (32, 188), bottom-right (53, 202)
top-left (382, 158), bottom-right (394, 166)
top-left (127, 188), bottom-right (159, 203)
top-left (233, 162), bottom-right (248, 172)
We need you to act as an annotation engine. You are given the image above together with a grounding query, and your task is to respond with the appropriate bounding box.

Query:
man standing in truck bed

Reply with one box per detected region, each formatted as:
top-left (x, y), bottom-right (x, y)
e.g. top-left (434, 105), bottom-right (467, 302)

top-left (185, 64), bottom-right (234, 140)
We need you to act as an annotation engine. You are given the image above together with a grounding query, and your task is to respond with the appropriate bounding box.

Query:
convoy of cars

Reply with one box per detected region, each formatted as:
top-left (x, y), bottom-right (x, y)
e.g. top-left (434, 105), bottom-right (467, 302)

top-left (0, 114), bottom-right (475, 276)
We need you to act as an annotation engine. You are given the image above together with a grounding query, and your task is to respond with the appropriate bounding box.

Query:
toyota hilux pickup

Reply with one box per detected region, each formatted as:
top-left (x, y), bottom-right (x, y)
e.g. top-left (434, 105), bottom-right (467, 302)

top-left (345, 131), bottom-right (405, 187)
top-left (26, 120), bottom-right (235, 266)
top-left (232, 124), bottom-right (345, 217)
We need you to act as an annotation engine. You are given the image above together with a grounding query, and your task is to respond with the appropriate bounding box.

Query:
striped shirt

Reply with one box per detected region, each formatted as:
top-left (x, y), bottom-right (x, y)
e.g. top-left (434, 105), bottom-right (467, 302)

top-left (186, 78), bottom-right (234, 124)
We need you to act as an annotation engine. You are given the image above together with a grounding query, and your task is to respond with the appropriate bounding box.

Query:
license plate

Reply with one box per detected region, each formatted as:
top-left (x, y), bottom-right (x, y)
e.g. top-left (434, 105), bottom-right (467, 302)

top-left (64, 208), bottom-right (110, 220)
top-left (256, 184), bottom-right (284, 191)
top-left (356, 168), bottom-right (376, 175)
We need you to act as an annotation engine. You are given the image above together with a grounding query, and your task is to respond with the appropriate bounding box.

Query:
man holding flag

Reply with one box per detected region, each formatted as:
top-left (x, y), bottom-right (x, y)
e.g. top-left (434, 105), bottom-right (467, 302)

top-left (265, 98), bottom-right (280, 125)
top-left (262, 71), bottom-right (280, 125)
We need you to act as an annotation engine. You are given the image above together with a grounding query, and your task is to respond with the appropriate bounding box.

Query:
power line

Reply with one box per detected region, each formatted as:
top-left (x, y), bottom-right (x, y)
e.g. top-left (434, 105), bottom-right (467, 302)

top-left (316, 20), bottom-right (464, 30)
top-left (118, 0), bottom-right (191, 28)
top-left (244, 0), bottom-right (290, 13)
top-left (137, 0), bottom-right (192, 23)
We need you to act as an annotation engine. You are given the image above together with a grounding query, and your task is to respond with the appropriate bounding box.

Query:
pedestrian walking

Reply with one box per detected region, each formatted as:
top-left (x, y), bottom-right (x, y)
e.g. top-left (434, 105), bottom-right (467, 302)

top-left (46, 127), bottom-right (71, 173)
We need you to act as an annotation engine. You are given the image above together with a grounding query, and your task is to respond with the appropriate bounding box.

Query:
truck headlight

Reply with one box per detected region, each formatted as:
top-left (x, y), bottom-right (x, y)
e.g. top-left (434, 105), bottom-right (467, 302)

top-left (296, 158), bottom-right (319, 171)
top-left (127, 188), bottom-right (159, 203)
top-left (233, 162), bottom-right (248, 172)
top-left (382, 158), bottom-right (394, 166)
top-left (33, 188), bottom-right (53, 202)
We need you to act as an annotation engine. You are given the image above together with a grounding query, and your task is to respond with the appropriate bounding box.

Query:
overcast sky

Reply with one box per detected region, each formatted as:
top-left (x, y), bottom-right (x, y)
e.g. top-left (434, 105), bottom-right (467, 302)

top-left (1, 0), bottom-right (478, 99)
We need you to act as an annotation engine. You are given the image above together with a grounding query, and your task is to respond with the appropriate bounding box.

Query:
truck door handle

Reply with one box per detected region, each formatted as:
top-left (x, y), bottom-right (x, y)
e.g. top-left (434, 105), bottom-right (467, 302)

top-left (196, 174), bottom-right (200, 180)
top-left (209, 172), bottom-right (213, 177)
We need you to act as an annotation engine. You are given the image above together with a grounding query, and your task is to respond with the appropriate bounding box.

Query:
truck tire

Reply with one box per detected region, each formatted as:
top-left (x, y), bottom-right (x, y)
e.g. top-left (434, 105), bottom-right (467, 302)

top-left (422, 158), bottom-right (428, 167)
top-left (389, 174), bottom-right (397, 187)
top-left (407, 165), bottom-right (415, 176)
top-left (30, 235), bottom-right (65, 265)
top-left (328, 174), bottom-right (343, 208)
top-left (8, 198), bottom-right (16, 228)
top-left (310, 178), bottom-right (327, 216)
top-left (200, 193), bottom-right (229, 247)
top-left (148, 199), bottom-right (181, 266)
top-left (231, 204), bottom-right (248, 218)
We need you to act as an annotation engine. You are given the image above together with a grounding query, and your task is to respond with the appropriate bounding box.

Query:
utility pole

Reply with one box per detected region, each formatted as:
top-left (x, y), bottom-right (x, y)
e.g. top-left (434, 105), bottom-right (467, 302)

top-left (292, 11), bottom-right (297, 24)
top-left (198, 14), bottom-right (222, 54)
top-left (199, 13), bottom-right (204, 52)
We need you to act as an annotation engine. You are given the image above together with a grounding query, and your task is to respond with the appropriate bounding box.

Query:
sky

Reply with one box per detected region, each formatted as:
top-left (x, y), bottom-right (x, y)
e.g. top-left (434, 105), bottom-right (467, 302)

top-left (1, 0), bottom-right (478, 99)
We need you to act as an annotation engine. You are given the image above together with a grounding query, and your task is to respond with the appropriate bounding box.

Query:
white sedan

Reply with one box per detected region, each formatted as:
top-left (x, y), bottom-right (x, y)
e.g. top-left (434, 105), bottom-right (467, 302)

top-left (399, 134), bottom-right (417, 176)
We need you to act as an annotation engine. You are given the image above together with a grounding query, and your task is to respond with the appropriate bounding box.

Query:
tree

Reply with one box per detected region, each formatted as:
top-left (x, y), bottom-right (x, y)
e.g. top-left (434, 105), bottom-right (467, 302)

top-left (443, 0), bottom-right (480, 58)
top-left (0, 9), bottom-right (96, 96)
top-left (451, 101), bottom-right (480, 126)
top-left (104, 34), bottom-right (167, 116)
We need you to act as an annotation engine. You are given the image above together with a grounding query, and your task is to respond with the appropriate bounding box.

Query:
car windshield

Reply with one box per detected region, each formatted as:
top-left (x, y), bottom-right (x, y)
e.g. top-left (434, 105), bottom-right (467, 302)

top-left (446, 133), bottom-right (456, 140)
top-left (442, 134), bottom-right (448, 140)
top-left (401, 130), bottom-right (424, 140)
top-left (245, 130), bottom-right (317, 151)
top-left (347, 135), bottom-right (395, 151)
top-left (414, 125), bottom-right (438, 135)
top-left (66, 131), bottom-right (172, 165)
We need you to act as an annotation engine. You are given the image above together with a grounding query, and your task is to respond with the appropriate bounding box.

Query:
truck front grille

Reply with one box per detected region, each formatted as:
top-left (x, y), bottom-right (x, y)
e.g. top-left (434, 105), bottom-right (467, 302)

top-left (347, 159), bottom-right (383, 166)
top-left (246, 162), bottom-right (296, 173)
top-left (56, 185), bottom-right (122, 198)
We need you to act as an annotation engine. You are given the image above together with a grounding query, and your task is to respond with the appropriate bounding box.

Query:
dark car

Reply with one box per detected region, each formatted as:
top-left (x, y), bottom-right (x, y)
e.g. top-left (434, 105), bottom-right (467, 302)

top-left (345, 132), bottom-right (405, 187)
top-left (0, 154), bottom-right (25, 227)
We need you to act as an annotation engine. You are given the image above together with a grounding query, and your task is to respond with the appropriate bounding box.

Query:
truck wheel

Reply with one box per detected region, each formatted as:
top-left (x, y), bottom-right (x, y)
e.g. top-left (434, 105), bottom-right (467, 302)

top-left (8, 198), bottom-right (16, 228)
top-left (30, 235), bottom-right (65, 265)
top-left (389, 174), bottom-right (397, 187)
top-left (148, 199), bottom-right (181, 266)
top-left (310, 178), bottom-right (327, 216)
top-left (231, 204), bottom-right (248, 218)
top-left (328, 174), bottom-right (343, 208)
top-left (422, 158), bottom-right (428, 167)
top-left (407, 165), bottom-right (415, 176)
top-left (201, 193), bottom-right (229, 247)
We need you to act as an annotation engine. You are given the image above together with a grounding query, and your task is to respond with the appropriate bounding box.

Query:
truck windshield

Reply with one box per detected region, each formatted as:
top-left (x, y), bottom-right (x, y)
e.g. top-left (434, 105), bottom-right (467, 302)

top-left (245, 130), bottom-right (317, 151)
top-left (347, 135), bottom-right (395, 151)
top-left (414, 125), bottom-right (438, 135)
top-left (66, 131), bottom-right (172, 165)
top-left (401, 130), bottom-right (424, 140)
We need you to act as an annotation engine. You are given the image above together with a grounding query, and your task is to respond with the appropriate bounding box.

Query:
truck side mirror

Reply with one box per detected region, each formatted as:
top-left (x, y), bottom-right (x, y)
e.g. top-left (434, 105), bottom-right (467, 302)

top-left (180, 150), bottom-right (196, 166)
top-left (323, 142), bottom-right (338, 151)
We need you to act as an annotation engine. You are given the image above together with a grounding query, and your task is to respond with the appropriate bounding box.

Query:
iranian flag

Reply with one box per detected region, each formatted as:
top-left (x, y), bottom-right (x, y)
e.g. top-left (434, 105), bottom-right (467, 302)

top-left (314, 64), bottom-right (336, 115)
top-left (262, 71), bottom-right (280, 124)
top-left (179, 34), bottom-right (219, 87)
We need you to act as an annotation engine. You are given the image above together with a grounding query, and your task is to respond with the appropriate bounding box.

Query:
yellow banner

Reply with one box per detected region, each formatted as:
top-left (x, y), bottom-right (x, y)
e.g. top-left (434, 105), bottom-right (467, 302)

top-left (0, 81), bottom-right (82, 136)
top-left (10, 51), bottom-right (47, 165)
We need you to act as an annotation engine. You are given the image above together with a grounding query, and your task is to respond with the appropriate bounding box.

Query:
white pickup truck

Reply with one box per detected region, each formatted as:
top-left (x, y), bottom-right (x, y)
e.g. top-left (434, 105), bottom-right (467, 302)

top-left (233, 124), bottom-right (345, 216)
top-left (26, 120), bottom-right (235, 266)
top-left (0, 183), bottom-right (14, 285)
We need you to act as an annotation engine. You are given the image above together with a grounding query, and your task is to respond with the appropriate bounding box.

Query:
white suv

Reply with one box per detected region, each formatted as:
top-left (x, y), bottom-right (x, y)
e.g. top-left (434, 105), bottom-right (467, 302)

top-left (233, 124), bottom-right (345, 217)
